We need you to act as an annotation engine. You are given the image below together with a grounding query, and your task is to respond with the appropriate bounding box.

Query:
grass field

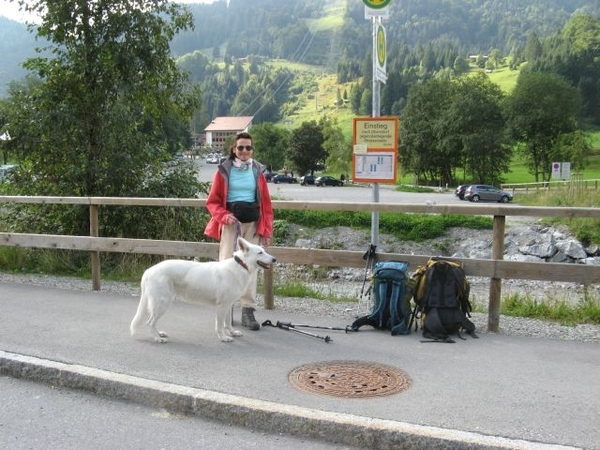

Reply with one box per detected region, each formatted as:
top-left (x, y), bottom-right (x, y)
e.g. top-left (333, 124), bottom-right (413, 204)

top-left (484, 64), bottom-right (520, 93)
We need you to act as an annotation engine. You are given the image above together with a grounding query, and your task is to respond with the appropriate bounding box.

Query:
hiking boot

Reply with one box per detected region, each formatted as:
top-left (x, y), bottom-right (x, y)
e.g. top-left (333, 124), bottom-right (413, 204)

top-left (241, 307), bottom-right (260, 330)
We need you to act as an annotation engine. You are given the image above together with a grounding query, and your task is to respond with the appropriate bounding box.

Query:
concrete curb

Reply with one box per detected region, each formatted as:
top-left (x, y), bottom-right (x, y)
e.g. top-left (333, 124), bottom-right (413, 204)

top-left (0, 350), bottom-right (581, 450)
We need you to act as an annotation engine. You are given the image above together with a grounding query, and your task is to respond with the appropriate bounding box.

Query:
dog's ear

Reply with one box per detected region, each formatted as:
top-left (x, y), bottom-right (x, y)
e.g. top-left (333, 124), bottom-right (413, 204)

top-left (237, 236), bottom-right (248, 251)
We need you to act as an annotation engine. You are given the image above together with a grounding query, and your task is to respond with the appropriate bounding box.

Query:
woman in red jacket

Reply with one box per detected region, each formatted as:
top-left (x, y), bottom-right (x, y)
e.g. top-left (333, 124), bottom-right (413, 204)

top-left (204, 132), bottom-right (274, 330)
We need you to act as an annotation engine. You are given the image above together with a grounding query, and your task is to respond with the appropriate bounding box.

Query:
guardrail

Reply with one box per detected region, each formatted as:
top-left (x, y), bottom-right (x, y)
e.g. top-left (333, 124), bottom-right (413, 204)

top-left (501, 179), bottom-right (600, 193)
top-left (1, 195), bottom-right (599, 332)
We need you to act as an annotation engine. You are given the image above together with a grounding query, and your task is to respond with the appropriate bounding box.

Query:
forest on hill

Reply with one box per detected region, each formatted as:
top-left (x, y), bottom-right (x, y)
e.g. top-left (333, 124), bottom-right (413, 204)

top-left (0, 0), bottom-right (599, 219)
top-left (167, 0), bottom-right (600, 129)
top-left (172, 0), bottom-right (599, 64)
top-left (3, 0), bottom-right (600, 122)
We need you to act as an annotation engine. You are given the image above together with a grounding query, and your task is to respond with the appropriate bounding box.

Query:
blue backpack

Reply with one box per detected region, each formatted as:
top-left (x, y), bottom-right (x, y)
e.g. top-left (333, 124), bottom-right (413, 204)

top-left (351, 260), bottom-right (411, 335)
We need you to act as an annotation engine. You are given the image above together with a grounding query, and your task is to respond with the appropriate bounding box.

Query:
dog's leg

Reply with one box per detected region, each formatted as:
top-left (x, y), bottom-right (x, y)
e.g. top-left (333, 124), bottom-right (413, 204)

top-left (144, 290), bottom-right (173, 344)
top-left (224, 305), bottom-right (243, 339)
top-left (147, 314), bottom-right (169, 343)
top-left (131, 293), bottom-right (168, 341)
top-left (215, 299), bottom-right (237, 342)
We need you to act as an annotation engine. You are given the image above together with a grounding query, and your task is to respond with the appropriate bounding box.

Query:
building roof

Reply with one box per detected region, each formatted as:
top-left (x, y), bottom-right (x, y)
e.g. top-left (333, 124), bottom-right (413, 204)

top-left (204, 116), bottom-right (254, 132)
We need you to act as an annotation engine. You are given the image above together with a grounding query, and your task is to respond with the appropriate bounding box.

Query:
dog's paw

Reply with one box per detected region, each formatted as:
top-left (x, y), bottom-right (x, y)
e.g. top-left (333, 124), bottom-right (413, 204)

top-left (158, 331), bottom-right (168, 338)
top-left (218, 334), bottom-right (234, 343)
top-left (154, 336), bottom-right (168, 344)
top-left (229, 330), bottom-right (243, 337)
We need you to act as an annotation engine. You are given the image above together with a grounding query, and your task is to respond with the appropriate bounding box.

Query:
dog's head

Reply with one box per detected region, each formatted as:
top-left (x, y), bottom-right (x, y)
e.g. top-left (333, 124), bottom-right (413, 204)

top-left (236, 237), bottom-right (276, 270)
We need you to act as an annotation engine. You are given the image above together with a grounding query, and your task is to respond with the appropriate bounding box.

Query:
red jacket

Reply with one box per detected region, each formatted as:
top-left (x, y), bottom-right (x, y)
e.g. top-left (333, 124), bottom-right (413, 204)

top-left (204, 160), bottom-right (273, 241)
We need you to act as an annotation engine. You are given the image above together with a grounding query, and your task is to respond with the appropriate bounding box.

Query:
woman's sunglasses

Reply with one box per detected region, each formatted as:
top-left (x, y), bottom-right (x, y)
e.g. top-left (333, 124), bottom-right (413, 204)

top-left (236, 145), bottom-right (253, 151)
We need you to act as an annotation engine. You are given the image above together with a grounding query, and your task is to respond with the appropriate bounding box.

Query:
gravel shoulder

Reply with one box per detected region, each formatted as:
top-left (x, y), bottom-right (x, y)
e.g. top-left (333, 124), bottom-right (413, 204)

top-left (1, 270), bottom-right (598, 343)
top-left (2, 213), bottom-right (598, 343)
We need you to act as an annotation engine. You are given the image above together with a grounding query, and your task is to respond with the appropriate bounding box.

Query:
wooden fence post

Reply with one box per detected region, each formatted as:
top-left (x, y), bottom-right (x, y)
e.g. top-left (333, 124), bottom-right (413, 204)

top-left (488, 215), bottom-right (506, 332)
top-left (89, 204), bottom-right (101, 291)
top-left (263, 269), bottom-right (274, 309)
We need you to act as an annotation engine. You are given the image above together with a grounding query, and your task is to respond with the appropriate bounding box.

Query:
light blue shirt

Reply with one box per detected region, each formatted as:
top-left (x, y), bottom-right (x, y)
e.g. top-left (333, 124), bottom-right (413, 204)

top-left (227, 168), bottom-right (256, 203)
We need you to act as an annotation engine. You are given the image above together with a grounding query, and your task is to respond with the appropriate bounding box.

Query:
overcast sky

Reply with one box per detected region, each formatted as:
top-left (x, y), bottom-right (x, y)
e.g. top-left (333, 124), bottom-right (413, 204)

top-left (0, 0), bottom-right (219, 23)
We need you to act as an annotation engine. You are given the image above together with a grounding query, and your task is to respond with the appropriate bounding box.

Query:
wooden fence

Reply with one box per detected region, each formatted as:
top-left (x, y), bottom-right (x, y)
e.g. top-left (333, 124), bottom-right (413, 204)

top-left (1, 195), bottom-right (599, 332)
top-left (502, 178), bottom-right (600, 193)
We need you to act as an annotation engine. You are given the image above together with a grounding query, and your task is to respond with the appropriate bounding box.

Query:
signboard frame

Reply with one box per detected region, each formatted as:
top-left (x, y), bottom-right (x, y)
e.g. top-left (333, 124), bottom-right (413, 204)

top-left (352, 117), bottom-right (398, 184)
top-left (352, 117), bottom-right (398, 151)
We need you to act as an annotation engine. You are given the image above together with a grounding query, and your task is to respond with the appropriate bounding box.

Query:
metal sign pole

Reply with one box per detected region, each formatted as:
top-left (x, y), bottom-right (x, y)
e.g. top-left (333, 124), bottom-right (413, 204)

top-left (371, 15), bottom-right (381, 247)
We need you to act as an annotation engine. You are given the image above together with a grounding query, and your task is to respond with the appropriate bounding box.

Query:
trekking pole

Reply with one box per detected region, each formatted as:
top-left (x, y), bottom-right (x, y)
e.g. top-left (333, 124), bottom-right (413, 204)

top-left (276, 321), bottom-right (355, 333)
top-left (357, 244), bottom-right (376, 316)
top-left (261, 320), bottom-right (331, 343)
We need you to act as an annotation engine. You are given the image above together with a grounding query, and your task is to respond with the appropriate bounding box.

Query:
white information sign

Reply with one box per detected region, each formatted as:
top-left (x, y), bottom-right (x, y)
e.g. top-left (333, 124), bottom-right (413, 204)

top-left (364, 5), bottom-right (390, 19)
top-left (561, 162), bottom-right (571, 180)
top-left (353, 152), bottom-right (396, 182)
top-left (552, 162), bottom-right (561, 179)
top-left (552, 162), bottom-right (571, 180)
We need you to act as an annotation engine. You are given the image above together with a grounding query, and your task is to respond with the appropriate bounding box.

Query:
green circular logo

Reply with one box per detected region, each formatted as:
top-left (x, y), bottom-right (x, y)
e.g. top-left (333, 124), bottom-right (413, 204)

top-left (377, 25), bottom-right (386, 66)
top-left (362, 0), bottom-right (392, 9)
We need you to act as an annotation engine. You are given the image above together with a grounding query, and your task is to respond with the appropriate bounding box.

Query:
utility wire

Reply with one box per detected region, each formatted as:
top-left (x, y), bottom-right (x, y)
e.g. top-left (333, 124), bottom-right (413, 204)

top-left (237, 26), bottom-right (317, 118)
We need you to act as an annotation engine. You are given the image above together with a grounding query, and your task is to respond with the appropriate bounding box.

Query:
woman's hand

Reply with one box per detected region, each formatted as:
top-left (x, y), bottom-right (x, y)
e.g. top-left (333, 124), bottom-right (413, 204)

top-left (225, 214), bottom-right (237, 225)
top-left (259, 236), bottom-right (271, 247)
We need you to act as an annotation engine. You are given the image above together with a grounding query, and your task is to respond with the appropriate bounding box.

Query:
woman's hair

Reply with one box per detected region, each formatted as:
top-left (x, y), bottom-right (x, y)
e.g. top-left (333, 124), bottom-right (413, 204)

top-left (228, 131), bottom-right (253, 159)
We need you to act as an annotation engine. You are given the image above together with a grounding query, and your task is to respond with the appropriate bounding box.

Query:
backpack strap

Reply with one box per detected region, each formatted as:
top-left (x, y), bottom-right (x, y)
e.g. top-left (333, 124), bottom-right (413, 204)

top-left (449, 265), bottom-right (473, 316)
top-left (350, 315), bottom-right (379, 331)
top-left (350, 278), bottom-right (390, 331)
top-left (375, 278), bottom-right (390, 329)
top-left (389, 279), bottom-right (410, 335)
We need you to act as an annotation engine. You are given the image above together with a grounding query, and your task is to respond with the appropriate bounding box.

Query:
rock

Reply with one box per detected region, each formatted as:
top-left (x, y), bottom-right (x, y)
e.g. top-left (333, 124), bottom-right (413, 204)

top-left (283, 221), bottom-right (595, 278)
top-left (294, 238), bottom-right (313, 248)
top-left (585, 244), bottom-right (600, 256)
top-left (555, 239), bottom-right (588, 260)
top-left (518, 242), bottom-right (557, 259)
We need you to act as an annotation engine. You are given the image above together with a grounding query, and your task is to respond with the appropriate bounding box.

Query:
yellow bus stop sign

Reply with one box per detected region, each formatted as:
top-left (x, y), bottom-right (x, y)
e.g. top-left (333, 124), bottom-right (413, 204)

top-left (377, 24), bottom-right (386, 67)
top-left (362, 0), bottom-right (392, 9)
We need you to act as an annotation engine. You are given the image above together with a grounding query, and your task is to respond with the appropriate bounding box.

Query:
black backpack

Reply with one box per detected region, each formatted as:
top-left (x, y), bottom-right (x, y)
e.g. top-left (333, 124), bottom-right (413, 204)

top-left (411, 258), bottom-right (478, 343)
top-left (351, 260), bottom-right (412, 335)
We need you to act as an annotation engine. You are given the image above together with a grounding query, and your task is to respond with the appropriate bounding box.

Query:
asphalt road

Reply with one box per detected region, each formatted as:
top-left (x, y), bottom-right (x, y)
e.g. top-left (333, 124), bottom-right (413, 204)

top-left (1, 375), bottom-right (359, 450)
top-left (197, 159), bottom-right (458, 204)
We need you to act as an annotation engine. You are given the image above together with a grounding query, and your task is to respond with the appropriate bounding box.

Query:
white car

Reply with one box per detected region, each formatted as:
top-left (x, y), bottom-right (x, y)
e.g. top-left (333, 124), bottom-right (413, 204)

top-left (206, 154), bottom-right (220, 164)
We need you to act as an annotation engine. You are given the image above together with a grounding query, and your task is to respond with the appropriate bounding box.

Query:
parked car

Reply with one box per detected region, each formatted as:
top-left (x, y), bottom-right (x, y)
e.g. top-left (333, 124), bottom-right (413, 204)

top-left (300, 174), bottom-right (315, 186)
top-left (464, 184), bottom-right (513, 203)
top-left (206, 153), bottom-right (220, 164)
top-left (455, 185), bottom-right (467, 200)
top-left (272, 174), bottom-right (298, 184)
top-left (315, 176), bottom-right (344, 187)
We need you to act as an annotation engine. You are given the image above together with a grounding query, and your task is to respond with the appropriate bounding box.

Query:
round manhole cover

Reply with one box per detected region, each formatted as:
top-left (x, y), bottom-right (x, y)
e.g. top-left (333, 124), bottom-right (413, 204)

top-left (288, 360), bottom-right (411, 398)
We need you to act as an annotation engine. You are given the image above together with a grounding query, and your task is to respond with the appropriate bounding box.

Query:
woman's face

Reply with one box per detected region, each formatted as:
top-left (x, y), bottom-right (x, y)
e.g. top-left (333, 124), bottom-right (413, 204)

top-left (234, 138), bottom-right (253, 161)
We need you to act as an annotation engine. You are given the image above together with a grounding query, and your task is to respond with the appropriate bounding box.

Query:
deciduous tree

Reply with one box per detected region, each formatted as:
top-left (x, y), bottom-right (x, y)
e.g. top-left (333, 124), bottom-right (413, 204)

top-left (250, 122), bottom-right (290, 172)
top-left (504, 72), bottom-right (580, 181)
top-left (6, 0), bottom-right (202, 237)
top-left (286, 120), bottom-right (327, 176)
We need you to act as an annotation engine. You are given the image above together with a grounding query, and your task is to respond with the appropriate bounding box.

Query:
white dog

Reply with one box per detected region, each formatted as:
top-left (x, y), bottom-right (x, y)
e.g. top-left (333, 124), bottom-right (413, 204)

top-left (130, 237), bottom-right (276, 343)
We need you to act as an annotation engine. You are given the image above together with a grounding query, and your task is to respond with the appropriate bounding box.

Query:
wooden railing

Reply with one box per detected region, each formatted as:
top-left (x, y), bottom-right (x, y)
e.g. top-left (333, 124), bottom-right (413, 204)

top-left (1, 195), bottom-right (599, 332)
top-left (501, 179), bottom-right (600, 193)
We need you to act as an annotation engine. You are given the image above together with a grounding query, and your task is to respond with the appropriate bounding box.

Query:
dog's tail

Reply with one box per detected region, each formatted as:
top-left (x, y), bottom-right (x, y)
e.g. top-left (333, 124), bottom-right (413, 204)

top-left (130, 292), bottom-right (149, 338)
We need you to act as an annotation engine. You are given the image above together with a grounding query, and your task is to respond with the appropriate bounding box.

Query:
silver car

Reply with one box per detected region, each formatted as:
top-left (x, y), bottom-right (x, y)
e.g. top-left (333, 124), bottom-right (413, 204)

top-left (464, 185), bottom-right (513, 203)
